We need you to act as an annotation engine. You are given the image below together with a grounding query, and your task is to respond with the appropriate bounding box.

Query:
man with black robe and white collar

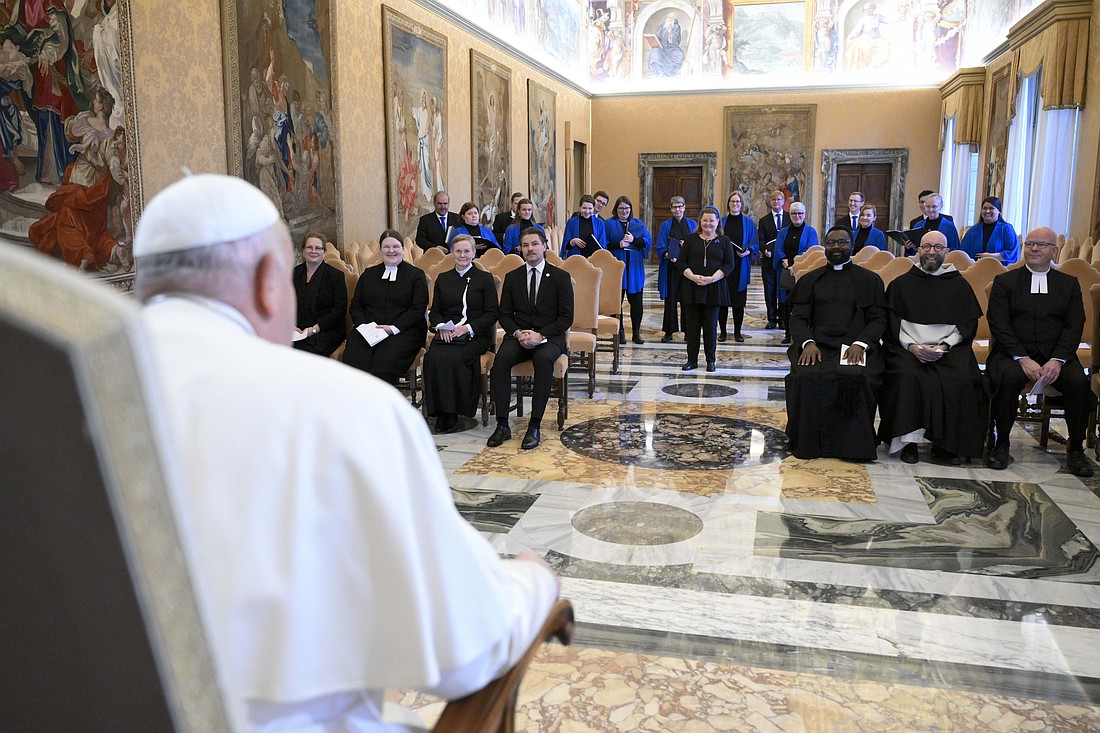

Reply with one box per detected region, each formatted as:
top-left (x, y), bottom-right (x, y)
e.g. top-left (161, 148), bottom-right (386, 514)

top-left (878, 231), bottom-right (985, 465)
top-left (986, 226), bottom-right (1096, 476)
top-left (784, 225), bottom-right (887, 461)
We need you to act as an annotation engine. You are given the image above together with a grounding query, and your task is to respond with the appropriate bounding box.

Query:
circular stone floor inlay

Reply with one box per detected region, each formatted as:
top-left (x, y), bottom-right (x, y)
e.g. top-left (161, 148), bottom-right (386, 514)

top-left (560, 413), bottom-right (789, 470)
top-left (661, 383), bottom-right (739, 399)
top-left (571, 501), bottom-right (704, 545)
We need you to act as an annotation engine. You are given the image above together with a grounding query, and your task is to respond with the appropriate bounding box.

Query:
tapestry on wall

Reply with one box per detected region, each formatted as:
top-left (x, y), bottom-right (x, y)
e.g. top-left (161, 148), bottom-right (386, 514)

top-left (985, 64), bottom-right (1011, 203)
top-left (222, 0), bottom-right (340, 247)
top-left (527, 80), bottom-right (555, 227)
top-left (470, 50), bottom-right (510, 226)
top-left (4, 0), bottom-right (140, 290)
top-left (383, 6), bottom-right (448, 240)
top-left (722, 104), bottom-right (815, 221)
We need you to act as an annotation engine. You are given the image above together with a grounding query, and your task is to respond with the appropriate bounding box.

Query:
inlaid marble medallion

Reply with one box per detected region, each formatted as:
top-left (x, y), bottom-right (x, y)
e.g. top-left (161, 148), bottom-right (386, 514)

top-left (660, 383), bottom-right (740, 399)
top-left (571, 501), bottom-right (705, 545)
top-left (560, 414), bottom-right (789, 470)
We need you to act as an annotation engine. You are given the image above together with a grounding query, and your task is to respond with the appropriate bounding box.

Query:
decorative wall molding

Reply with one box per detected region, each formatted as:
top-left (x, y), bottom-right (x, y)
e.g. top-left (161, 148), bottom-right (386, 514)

top-left (820, 148), bottom-right (909, 233)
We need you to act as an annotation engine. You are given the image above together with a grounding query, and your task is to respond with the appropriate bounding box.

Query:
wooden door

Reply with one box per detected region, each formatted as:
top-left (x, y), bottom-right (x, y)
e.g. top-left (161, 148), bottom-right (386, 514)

top-left (653, 166), bottom-right (703, 221)
top-left (835, 163), bottom-right (892, 230)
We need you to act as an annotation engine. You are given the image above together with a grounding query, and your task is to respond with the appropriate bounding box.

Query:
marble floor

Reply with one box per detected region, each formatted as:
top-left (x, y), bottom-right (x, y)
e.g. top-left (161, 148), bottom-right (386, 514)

top-left (397, 267), bottom-right (1100, 732)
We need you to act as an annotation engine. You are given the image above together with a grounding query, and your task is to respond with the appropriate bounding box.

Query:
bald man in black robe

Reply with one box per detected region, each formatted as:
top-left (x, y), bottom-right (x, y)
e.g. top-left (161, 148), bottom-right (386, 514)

top-left (784, 226), bottom-right (887, 461)
top-left (878, 231), bottom-right (985, 464)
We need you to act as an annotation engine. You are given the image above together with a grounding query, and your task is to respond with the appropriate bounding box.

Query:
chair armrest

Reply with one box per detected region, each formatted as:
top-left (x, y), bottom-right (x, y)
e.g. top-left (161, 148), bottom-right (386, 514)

top-left (432, 598), bottom-right (575, 733)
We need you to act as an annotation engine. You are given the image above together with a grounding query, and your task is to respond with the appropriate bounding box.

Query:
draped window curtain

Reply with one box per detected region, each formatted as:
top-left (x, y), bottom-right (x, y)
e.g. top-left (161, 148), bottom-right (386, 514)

top-left (1004, 70), bottom-right (1081, 236)
top-left (939, 116), bottom-right (978, 224)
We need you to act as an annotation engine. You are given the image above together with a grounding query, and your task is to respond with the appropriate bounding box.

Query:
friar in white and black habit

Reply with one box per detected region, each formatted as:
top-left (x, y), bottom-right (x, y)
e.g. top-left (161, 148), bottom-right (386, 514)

top-left (424, 234), bottom-right (499, 433)
top-left (784, 225), bottom-right (887, 461)
top-left (878, 231), bottom-right (986, 465)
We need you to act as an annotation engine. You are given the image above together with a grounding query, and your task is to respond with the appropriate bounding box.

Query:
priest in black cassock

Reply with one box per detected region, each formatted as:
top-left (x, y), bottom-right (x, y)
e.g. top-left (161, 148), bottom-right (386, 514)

top-left (423, 235), bottom-right (499, 433)
top-left (784, 226), bottom-right (887, 461)
top-left (878, 231), bottom-right (985, 464)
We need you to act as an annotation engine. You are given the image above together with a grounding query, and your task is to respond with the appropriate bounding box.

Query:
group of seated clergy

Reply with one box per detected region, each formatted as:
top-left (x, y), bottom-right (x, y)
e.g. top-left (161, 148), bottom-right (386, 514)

top-left (294, 225), bottom-right (573, 450)
top-left (783, 225), bottom-right (1096, 477)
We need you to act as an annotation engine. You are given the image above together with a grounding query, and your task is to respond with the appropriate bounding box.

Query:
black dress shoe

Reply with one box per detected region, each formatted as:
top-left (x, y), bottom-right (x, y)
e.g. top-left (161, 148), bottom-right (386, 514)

top-left (1067, 450), bottom-right (1095, 477)
top-left (899, 443), bottom-right (919, 464)
top-left (632, 336), bottom-right (645, 345)
top-left (434, 416), bottom-right (448, 433)
top-left (661, 334), bottom-right (673, 343)
top-left (718, 333), bottom-right (727, 342)
top-left (766, 322), bottom-right (777, 329)
top-left (986, 444), bottom-right (1010, 470)
top-left (706, 362), bottom-right (716, 372)
top-left (780, 335), bottom-right (792, 345)
top-left (486, 424), bottom-right (511, 447)
top-left (930, 445), bottom-right (962, 466)
top-left (681, 362), bottom-right (697, 372)
top-left (618, 329), bottom-right (626, 343)
top-left (734, 333), bottom-right (746, 342)
top-left (521, 426), bottom-right (541, 450)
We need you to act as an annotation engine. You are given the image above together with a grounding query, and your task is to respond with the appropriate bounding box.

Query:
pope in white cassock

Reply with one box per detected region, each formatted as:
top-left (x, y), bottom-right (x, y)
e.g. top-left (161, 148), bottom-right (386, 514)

top-left (132, 173), bottom-right (560, 732)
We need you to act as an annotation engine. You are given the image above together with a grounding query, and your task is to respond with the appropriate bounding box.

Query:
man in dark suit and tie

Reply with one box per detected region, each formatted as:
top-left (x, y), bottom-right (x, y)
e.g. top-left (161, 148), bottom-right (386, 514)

top-left (415, 191), bottom-right (462, 251)
top-left (986, 226), bottom-right (1095, 476)
top-left (757, 190), bottom-right (789, 329)
top-left (487, 227), bottom-right (574, 450)
top-left (493, 192), bottom-right (524, 243)
top-left (834, 191), bottom-right (864, 232)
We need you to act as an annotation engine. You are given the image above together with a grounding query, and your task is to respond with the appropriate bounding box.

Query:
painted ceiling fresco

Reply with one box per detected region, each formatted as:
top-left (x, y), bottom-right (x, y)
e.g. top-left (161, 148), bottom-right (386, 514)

top-left (436, 0), bottom-right (1041, 91)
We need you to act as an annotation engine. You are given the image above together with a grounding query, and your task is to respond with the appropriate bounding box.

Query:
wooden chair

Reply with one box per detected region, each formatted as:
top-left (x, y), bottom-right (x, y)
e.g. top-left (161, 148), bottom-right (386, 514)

top-left (1078, 238), bottom-right (1094, 264)
top-left (1057, 258), bottom-right (1100, 366)
top-left (479, 248), bottom-right (505, 268)
top-left (1057, 236), bottom-right (1078, 265)
top-left (544, 249), bottom-right (563, 266)
top-left (944, 249), bottom-right (974, 271)
top-left (962, 258), bottom-right (1006, 365)
top-left (794, 244), bottom-right (824, 263)
top-left (491, 254), bottom-right (525, 278)
top-left (561, 256), bottom-right (603, 397)
top-left (417, 246), bottom-right (447, 273)
top-left (428, 254), bottom-right (457, 280)
top-left (851, 245), bottom-right (880, 264)
top-left (860, 250), bottom-right (895, 271)
top-left (589, 249), bottom-right (626, 374)
top-left (876, 256), bottom-right (914, 288)
top-left (791, 253), bottom-right (824, 279)
top-left (510, 353), bottom-right (570, 429)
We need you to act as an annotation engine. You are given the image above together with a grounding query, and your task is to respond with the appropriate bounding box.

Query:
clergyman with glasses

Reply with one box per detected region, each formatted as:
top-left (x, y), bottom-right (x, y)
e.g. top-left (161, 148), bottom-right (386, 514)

top-left (783, 225), bottom-right (886, 461)
top-left (877, 231), bottom-right (986, 465)
top-left (985, 227), bottom-right (1096, 475)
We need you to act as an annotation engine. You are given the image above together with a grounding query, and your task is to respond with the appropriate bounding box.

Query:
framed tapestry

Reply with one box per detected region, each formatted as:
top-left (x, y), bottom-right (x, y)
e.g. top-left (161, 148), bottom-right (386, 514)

top-left (722, 104), bottom-right (815, 221)
top-left (12, 0), bottom-right (141, 290)
top-left (985, 64), bottom-right (1011, 202)
top-left (383, 6), bottom-right (448, 239)
top-left (527, 80), bottom-right (556, 227)
top-left (222, 0), bottom-right (341, 245)
top-left (470, 51), bottom-right (510, 226)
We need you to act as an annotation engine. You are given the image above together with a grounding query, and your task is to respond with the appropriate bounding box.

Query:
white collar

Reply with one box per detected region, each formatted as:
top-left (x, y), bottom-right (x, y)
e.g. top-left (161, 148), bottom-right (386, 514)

top-left (382, 264), bottom-right (399, 281)
top-left (1025, 264), bottom-right (1051, 275)
top-left (456, 264), bottom-right (473, 276)
top-left (526, 262), bottom-right (544, 275)
top-left (831, 259), bottom-right (852, 270)
top-left (148, 293), bottom-right (256, 335)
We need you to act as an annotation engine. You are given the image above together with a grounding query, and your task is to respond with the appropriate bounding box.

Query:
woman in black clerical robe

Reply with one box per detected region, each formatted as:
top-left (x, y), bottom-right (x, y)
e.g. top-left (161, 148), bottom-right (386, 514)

top-left (342, 229), bottom-right (428, 385)
top-left (677, 207), bottom-right (734, 372)
top-left (423, 234), bottom-right (499, 433)
top-left (293, 233), bottom-right (348, 356)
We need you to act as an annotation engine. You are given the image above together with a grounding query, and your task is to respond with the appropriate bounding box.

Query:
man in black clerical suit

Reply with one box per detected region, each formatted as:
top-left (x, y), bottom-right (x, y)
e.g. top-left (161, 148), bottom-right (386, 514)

top-left (492, 192), bottom-right (524, 243)
top-left (878, 231), bottom-right (985, 465)
top-left (487, 228), bottom-right (574, 450)
top-left (784, 226), bottom-right (887, 461)
top-left (986, 226), bottom-right (1096, 476)
top-left (415, 191), bottom-right (462, 251)
top-left (833, 191), bottom-right (864, 232)
top-left (757, 190), bottom-right (789, 329)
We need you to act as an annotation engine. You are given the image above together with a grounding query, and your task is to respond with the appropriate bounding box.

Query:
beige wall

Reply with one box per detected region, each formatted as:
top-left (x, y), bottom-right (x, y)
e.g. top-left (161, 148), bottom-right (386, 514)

top-left (591, 88), bottom-right (945, 232)
top-left (128, 0), bottom-right (591, 242)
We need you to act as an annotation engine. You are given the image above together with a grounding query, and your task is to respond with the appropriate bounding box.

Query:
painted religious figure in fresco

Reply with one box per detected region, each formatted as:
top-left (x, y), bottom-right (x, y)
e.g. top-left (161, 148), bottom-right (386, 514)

top-left (647, 13), bottom-right (685, 77)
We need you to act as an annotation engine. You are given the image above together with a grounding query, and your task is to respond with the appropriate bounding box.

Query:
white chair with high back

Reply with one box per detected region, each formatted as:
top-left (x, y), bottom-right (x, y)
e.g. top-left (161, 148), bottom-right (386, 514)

top-left (561, 256), bottom-right (603, 397)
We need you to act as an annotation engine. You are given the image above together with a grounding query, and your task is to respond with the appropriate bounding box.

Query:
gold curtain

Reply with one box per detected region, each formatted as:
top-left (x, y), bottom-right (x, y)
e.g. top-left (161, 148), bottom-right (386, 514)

top-left (939, 69), bottom-right (985, 150)
top-left (1008, 1), bottom-right (1091, 118)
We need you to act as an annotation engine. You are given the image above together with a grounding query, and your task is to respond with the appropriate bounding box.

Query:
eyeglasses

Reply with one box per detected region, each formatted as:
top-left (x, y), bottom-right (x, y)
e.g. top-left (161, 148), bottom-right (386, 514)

top-left (918, 243), bottom-right (946, 252)
top-left (1023, 241), bottom-right (1056, 249)
top-left (790, 211), bottom-right (805, 217)
top-left (824, 238), bottom-right (850, 246)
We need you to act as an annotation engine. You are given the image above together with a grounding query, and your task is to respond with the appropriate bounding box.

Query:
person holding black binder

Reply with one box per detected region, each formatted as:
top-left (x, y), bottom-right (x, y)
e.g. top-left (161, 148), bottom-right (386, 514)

top-left (677, 207), bottom-right (734, 372)
top-left (561, 194), bottom-right (607, 258)
top-left (606, 195), bottom-right (653, 345)
top-left (447, 202), bottom-right (500, 256)
top-left (656, 195), bottom-right (697, 342)
top-left (719, 191), bottom-right (758, 342)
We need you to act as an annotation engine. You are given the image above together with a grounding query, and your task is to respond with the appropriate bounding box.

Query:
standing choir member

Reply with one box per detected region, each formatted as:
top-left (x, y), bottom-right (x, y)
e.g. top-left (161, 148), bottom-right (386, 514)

top-left (878, 231), bottom-right (986, 464)
top-left (852, 204), bottom-right (887, 254)
top-left (447, 202), bottom-right (499, 256)
top-left (784, 226), bottom-right (887, 461)
top-left (909, 193), bottom-right (960, 252)
top-left (958, 197), bottom-right (1020, 264)
top-left (678, 206), bottom-right (734, 372)
top-left (493, 192), bottom-right (524, 243)
top-left (502, 198), bottom-right (544, 254)
top-left (719, 191), bottom-right (758, 342)
top-left (561, 194), bottom-right (607, 258)
top-left (292, 232), bottom-right (347, 356)
top-left (758, 190), bottom-right (789, 329)
top-left (772, 202), bottom-right (819, 344)
top-left (342, 229), bottom-right (428, 384)
top-left (424, 235), bottom-right (499, 433)
top-left (656, 196), bottom-right (697, 342)
top-left (606, 195), bottom-right (653, 345)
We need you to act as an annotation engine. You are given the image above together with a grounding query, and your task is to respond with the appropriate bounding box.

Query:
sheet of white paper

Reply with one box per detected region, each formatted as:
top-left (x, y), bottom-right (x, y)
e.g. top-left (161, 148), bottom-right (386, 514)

top-left (356, 322), bottom-right (389, 346)
top-left (291, 330), bottom-right (309, 342)
top-left (436, 320), bottom-right (456, 332)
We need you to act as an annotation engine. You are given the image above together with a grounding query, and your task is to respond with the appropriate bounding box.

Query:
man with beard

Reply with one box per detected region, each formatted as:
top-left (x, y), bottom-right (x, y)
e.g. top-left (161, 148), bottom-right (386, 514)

top-left (878, 231), bottom-right (985, 464)
top-left (784, 226), bottom-right (887, 461)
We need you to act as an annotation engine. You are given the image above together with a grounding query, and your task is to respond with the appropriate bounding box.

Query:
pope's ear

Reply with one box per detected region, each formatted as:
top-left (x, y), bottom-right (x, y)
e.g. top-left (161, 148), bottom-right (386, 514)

top-left (253, 250), bottom-right (283, 319)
